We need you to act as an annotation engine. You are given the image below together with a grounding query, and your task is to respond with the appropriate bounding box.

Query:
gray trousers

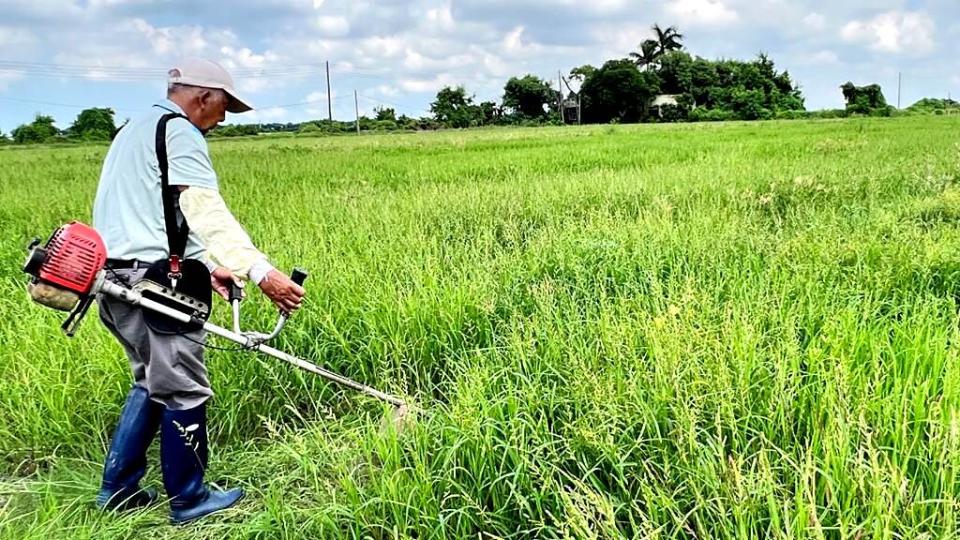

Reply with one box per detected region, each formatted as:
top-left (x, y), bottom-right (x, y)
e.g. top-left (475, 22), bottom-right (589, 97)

top-left (97, 268), bottom-right (212, 410)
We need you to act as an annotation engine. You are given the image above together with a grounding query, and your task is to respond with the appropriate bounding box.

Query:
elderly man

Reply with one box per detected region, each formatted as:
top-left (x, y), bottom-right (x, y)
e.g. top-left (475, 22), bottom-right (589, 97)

top-left (91, 58), bottom-right (304, 524)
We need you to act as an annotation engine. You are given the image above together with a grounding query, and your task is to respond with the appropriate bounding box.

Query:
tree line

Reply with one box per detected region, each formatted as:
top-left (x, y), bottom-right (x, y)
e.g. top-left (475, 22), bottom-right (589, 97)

top-left (2, 24), bottom-right (953, 144)
top-left (2, 107), bottom-right (117, 144)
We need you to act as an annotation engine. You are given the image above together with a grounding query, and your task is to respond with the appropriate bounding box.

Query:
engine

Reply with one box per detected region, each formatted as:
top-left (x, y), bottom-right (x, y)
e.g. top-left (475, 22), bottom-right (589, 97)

top-left (24, 222), bottom-right (107, 311)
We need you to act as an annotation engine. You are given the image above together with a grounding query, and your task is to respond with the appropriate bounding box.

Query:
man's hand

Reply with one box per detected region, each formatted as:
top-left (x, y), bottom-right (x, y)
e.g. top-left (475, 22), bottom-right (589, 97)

top-left (258, 269), bottom-right (305, 314)
top-left (210, 266), bottom-right (241, 301)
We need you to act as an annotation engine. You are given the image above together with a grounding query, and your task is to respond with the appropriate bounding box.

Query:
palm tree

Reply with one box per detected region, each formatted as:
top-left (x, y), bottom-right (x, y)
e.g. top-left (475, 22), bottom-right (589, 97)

top-left (629, 39), bottom-right (661, 70)
top-left (568, 64), bottom-right (596, 83)
top-left (651, 24), bottom-right (683, 55)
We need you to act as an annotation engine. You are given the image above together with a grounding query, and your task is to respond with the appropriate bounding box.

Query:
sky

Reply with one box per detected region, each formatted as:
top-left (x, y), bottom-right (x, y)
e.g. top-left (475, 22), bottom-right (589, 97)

top-left (0, 0), bottom-right (958, 131)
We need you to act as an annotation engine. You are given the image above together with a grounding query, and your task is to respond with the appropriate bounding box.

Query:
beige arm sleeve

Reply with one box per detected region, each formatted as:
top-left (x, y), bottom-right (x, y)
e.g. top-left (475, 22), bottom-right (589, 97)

top-left (179, 187), bottom-right (273, 283)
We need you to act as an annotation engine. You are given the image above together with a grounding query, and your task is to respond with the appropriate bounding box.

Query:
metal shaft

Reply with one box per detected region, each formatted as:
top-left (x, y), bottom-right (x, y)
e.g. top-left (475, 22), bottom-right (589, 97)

top-left (99, 279), bottom-right (406, 408)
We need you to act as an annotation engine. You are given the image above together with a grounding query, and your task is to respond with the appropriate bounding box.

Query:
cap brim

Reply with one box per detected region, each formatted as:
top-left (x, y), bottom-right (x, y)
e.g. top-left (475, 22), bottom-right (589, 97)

top-left (224, 89), bottom-right (253, 113)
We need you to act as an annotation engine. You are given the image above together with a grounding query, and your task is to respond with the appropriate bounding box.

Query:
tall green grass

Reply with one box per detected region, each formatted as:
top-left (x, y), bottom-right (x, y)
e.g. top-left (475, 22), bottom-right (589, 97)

top-left (1, 117), bottom-right (959, 538)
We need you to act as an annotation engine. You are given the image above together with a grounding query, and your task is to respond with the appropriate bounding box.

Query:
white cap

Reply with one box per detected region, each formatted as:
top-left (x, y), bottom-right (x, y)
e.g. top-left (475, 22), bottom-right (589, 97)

top-left (167, 58), bottom-right (253, 113)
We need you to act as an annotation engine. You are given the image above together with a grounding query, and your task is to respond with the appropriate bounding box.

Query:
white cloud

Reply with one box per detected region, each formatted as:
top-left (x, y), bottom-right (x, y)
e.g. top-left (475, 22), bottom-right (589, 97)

top-left (51, 50), bottom-right (157, 78)
top-left (582, 0), bottom-right (628, 16)
top-left (304, 90), bottom-right (335, 116)
top-left (0, 71), bottom-right (24, 91)
top-left (0, 26), bottom-right (36, 88)
top-left (360, 36), bottom-right (406, 59)
top-left (425, 4), bottom-right (455, 32)
top-left (0, 27), bottom-right (36, 83)
top-left (801, 50), bottom-right (839, 65)
top-left (841, 11), bottom-right (935, 55)
top-left (480, 51), bottom-right (512, 77)
top-left (219, 46), bottom-right (273, 70)
top-left (0, 1), bottom-right (84, 20)
top-left (131, 18), bottom-right (213, 57)
top-left (665, 0), bottom-right (738, 28)
top-left (88, 0), bottom-right (155, 7)
top-left (803, 13), bottom-right (826, 32)
top-left (218, 45), bottom-right (284, 93)
top-left (316, 15), bottom-right (350, 37)
top-left (0, 27), bottom-right (36, 47)
top-left (589, 21), bottom-right (652, 59)
top-left (245, 106), bottom-right (287, 121)
top-left (399, 73), bottom-right (458, 93)
top-left (402, 49), bottom-right (430, 70)
top-left (376, 84), bottom-right (398, 97)
top-left (502, 26), bottom-right (540, 54)
top-left (43, 18), bottom-right (257, 83)
top-left (402, 48), bottom-right (476, 72)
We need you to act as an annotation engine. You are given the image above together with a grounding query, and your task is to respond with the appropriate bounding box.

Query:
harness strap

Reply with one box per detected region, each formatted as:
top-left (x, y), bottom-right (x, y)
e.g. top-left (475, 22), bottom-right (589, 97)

top-left (155, 112), bottom-right (191, 258)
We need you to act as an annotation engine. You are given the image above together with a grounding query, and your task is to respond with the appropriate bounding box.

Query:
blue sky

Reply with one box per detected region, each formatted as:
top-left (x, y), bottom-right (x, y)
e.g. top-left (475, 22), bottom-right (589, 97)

top-left (1, 0), bottom-right (958, 132)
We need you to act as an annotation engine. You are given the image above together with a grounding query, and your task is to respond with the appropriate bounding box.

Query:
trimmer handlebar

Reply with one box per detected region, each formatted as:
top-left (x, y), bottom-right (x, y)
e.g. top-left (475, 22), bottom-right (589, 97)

top-left (228, 281), bottom-right (244, 303)
top-left (291, 268), bottom-right (308, 287)
top-left (231, 267), bottom-right (307, 347)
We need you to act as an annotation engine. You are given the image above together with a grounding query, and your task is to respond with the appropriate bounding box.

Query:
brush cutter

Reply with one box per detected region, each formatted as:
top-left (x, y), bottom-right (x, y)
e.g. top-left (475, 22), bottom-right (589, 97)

top-left (22, 221), bottom-right (411, 423)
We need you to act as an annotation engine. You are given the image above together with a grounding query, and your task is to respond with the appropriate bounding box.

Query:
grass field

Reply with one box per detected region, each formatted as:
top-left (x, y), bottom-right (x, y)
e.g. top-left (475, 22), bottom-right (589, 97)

top-left (1, 117), bottom-right (960, 539)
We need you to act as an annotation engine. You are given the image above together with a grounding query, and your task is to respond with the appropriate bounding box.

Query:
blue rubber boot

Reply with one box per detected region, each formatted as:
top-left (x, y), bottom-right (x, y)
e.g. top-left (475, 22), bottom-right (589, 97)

top-left (160, 403), bottom-right (243, 525)
top-left (96, 385), bottom-right (162, 511)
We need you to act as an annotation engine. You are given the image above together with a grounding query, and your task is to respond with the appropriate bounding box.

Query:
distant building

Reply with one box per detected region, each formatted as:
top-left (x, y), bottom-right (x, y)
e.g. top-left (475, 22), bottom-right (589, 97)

top-left (562, 97), bottom-right (580, 123)
top-left (650, 94), bottom-right (689, 118)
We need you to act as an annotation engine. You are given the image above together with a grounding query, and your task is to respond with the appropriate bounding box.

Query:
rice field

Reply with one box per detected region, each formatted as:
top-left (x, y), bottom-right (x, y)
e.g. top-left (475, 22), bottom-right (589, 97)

top-left (1, 116), bottom-right (960, 538)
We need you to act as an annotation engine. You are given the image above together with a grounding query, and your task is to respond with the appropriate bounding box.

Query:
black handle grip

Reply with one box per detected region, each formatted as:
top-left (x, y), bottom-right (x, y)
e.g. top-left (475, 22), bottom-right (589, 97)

top-left (229, 282), bottom-right (244, 302)
top-left (291, 268), bottom-right (308, 287)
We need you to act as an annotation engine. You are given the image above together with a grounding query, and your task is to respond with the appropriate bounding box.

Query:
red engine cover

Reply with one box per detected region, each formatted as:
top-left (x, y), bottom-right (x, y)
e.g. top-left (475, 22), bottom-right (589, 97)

top-left (39, 222), bottom-right (107, 295)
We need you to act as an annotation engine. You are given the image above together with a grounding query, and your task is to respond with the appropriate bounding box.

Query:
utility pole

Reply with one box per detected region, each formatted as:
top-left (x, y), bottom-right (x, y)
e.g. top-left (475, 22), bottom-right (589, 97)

top-left (558, 70), bottom-right (564, 124)
top-left (354, 89), bottom-right (360, 134)
top-left (326, 61), bottom-right (332, 122)
top-left (897, 72), bottom-right (902, 109)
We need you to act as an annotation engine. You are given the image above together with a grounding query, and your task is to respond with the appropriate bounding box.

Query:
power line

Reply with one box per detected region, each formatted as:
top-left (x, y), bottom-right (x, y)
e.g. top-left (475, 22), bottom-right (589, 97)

top-left (255, 94), bottom-right (354, 110)
top-left (0, 60), bottom-right (330, 81)
top-left (0, 92), bottom-right (400, 116)
top-left (0, 95), bottom-right (139, 112)
top-left (0, 60), bottom-right (426, 80)
top-left (0, 59), bottom-right (330, 75)
top-left (0, 68), bottom-right (322, 82)
top-left (0, 59), bottom-right (514, 87)
top-left (356, 94), bottom-right (403, 109)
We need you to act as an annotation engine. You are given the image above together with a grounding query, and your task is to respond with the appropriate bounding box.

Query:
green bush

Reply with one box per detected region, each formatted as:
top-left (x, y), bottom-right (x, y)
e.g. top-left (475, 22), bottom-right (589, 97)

top-left (774, 110), bottom-right (808, 120)
top-left (730, 88), bottom-right (772, 120)
top-left (374, 120), bottom-right (399, 131)
top-left (657, 104), bottom-right (690, 122)
top-left (868, 106), bottom-right (894, 117)
top-left (689, 108), bottom-right (735, 122)
top-left (297, 123), bottom-right (322, 136)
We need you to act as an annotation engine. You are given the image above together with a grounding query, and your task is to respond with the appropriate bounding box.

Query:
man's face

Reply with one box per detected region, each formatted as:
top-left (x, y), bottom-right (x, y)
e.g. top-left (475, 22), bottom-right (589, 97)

top-left (192, 89), bottom-right (228, 133)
